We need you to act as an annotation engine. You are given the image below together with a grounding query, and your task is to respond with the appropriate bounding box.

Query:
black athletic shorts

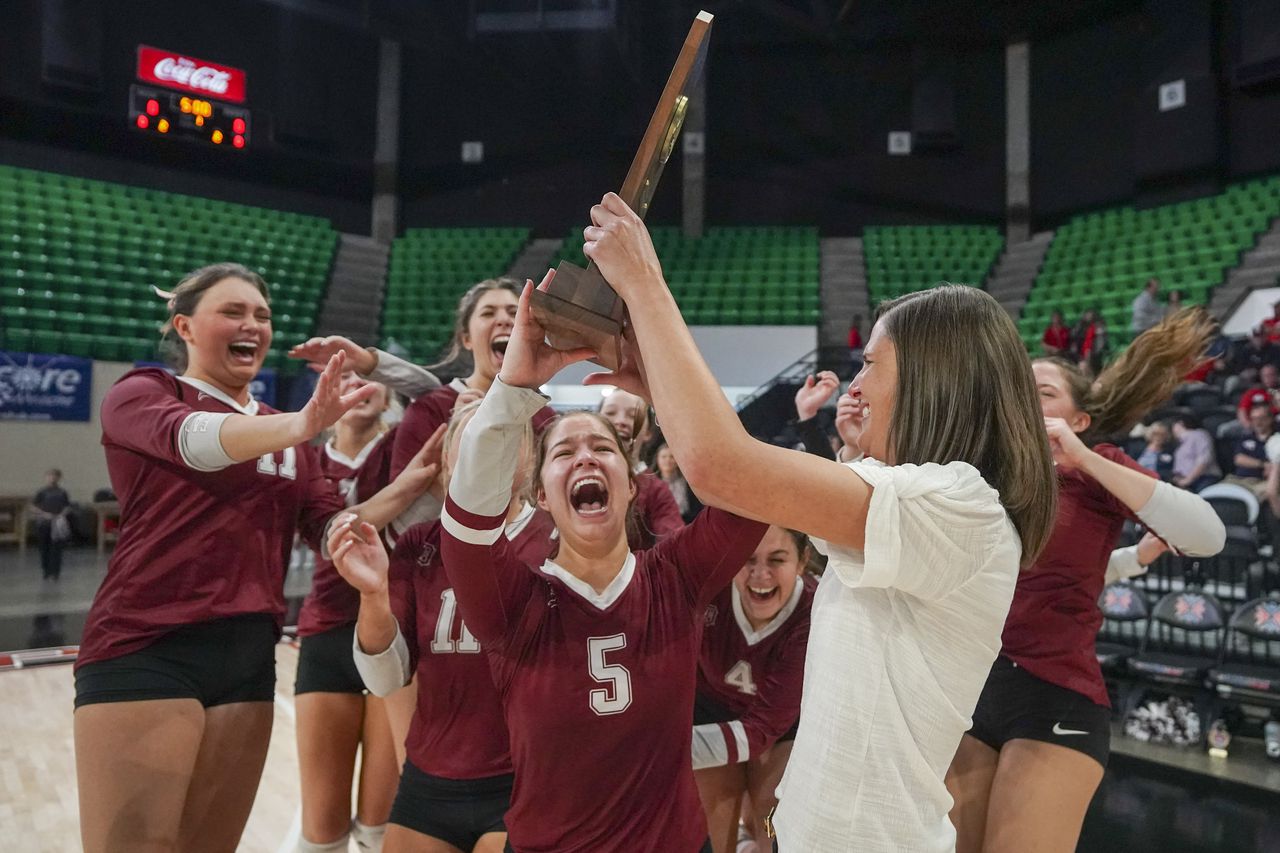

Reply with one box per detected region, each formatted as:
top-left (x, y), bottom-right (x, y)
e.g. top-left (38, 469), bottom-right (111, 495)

top-left (295, 621), bottom-right (366, 695)
top-left (968, 655), bottom-right (1111, 768)
top-left (390, 761), bottom-right (512, 850)
top-left (693, 691), bottom-right (799, 744)
top-left (74, 614), bottom-right (277, 709)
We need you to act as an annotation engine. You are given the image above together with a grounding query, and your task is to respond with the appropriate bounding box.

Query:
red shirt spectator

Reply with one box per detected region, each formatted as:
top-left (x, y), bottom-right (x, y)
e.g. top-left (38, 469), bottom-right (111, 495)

top-left (1042, 311), bottom-right (1070, 357)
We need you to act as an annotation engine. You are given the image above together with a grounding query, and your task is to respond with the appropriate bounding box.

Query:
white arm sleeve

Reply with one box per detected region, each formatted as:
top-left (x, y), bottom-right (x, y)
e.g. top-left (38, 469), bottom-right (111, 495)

top-left (1135, 480), bottom-right (1227, 557)
top-left (441, 377), bottom-right (547, 545)
top-left (388, 491), bottom-right (444, 546)
top-left (352, 621), bottom-right (412, 697)
top-left (691, 720), bottom-right (750, 769)
top-left (178, 411), bottom-right (235, 471)
top-left (364, 349), bottom-right (442, 400)
top-left (1104, 545), bottom-right (1147, 585)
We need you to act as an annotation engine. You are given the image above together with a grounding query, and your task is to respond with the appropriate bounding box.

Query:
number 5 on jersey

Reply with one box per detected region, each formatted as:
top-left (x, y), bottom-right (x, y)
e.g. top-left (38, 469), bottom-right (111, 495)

top-left (588, 634), bottom-right (632, 716)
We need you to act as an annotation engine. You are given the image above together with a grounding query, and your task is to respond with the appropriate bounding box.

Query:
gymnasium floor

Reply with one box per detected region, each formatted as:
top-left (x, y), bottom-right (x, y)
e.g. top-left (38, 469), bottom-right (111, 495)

top-left (2, 547), bottom-right (1279, 852)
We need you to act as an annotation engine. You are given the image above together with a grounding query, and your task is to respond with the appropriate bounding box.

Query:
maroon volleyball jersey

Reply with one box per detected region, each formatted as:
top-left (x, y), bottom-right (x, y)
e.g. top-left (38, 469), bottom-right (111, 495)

top-left (389, 507), bottom-right (556, 778)
top-left (696, 574), bottom-right (815, 762)
top-left (79, 368), bottom-right (345, 668)
top-left (297, 430), bottom-right (396, 637)
top-left (441, 502), bottom-right (767, 853)
top-left (1001, 444), bottom-right (1153, 706)
top-left (391, 380), bottom-right (556, 478)
top-left (630, 471), bottom-right (684, 549)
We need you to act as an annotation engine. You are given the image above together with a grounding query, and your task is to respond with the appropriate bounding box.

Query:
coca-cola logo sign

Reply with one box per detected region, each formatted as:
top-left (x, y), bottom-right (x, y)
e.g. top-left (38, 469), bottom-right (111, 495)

top-left (136, 45), bottom-right (246, 103)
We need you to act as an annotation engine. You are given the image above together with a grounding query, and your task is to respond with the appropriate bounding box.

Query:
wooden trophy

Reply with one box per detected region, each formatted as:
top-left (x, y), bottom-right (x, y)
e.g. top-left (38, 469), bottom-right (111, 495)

top-left (530, 10), bottom-right (713, 370)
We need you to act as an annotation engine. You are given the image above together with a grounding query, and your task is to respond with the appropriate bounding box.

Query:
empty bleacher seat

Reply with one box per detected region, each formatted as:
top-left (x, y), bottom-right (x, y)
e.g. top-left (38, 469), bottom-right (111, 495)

top-left (863, 224), bottom-right (1002, 305)
top-left (551, 226), bottom-right (820, 328)
top-left (0, 163), bottom-right (337, 368)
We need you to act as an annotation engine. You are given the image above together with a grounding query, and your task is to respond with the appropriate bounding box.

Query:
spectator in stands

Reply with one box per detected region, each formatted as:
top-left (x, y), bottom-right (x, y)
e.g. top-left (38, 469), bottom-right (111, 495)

top-left (1164, 289), bottom-right (1184, 318)
top-left (1170, 415), bottom-right (1221, 492)
top-left (1223, 401), bottom-right (1275, 498)
top-left (30, 468), bottom-right (71, 581)
top-left (1073, 308), bottom-right (1107, 375)
top-left (1041, 310), bottom-right (1071, 358)
top-left (1229, 363), bottom-right (1280, 436)
top-left (1138, 422), bottom-right (1175, 481)
top-left (1130, 277), bottom-right (1163, 334)
top-left (1224, 328), bottom-right (1280, 395)
top-left (1261, 300), bottom-right (1280, 344)
top-left (848, 314), bottom-right (865, 374)
top-left (653, 443), bottom-right (701, 524)
top-left (599, 387), bottom-right (685, 547)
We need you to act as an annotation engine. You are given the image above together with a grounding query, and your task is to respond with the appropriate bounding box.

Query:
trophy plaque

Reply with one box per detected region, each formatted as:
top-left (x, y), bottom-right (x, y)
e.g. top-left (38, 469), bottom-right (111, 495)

top-left (530, 10), bottom-right (713, 370)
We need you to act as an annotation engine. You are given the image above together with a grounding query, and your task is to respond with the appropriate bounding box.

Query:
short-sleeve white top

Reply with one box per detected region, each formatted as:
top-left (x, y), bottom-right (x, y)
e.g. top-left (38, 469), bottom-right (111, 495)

top-left (773, 458), bottom-right (1021, 853)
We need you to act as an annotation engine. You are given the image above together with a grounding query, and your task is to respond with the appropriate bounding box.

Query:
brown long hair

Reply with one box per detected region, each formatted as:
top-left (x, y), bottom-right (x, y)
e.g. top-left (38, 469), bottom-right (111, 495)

top-left (878, 285), bottom-right (1057, 566)
top-left (430, 278), bottom-right (521, 373)
top-left (159, 263), bottom-right (270, 372)
top-left (1036, 306), bottom-right (1216, 446)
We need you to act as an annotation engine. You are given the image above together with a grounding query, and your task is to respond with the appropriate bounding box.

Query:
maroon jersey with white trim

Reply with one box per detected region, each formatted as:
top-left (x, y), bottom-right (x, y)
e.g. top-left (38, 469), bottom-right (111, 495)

top-left (1002, 444), bottom-right (1152, 706)
top-left (630, 471), bottom-right (684, 549)
top-left (390, 508), bottom-right (556, 778)
top-left (297, 430), bottom-right (395, 637)
top-left (441, 501), bottom-right (767, 853)
top-left (697, 574), bottom-right (815, 762)
top-left (392, 381), bottom-right (555, 478)
top-left (79, 368), bottom-right (344, 668)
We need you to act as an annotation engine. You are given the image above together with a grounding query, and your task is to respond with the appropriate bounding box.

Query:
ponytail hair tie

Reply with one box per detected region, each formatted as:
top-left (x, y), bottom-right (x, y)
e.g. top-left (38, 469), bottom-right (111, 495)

top-left (151, 284), bottom-right (177, 311)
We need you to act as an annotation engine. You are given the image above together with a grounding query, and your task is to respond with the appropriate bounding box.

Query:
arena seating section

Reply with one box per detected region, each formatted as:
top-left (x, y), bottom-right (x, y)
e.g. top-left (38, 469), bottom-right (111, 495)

top-left (862, 224), bottom-right (1003, 303)
top-left (0, 164), bottom-right (336, 368)
top-left (380, 227), bottom-right (530, 362)
top-left (552, 225), bottom-right (821, 326)
top-left (1019, 176), bottom-right (1280, 351)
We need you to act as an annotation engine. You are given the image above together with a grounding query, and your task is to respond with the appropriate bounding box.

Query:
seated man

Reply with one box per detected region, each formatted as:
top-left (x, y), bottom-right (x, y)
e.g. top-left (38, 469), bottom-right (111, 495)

top-left (1222, 402), bottom-right (1276, 500)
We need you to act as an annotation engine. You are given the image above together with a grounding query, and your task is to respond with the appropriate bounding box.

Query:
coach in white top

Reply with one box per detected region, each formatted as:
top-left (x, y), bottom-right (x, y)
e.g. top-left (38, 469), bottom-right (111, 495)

top-left (775, 458), bottom-right (1020, 851)
top-left (581, 191), bottom-right (1060, 853)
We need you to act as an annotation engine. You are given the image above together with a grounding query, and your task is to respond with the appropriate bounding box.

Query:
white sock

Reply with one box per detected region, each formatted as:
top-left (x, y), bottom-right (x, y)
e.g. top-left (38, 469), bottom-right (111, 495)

top-left (351, 819), bottom-right (387, 852)
top-left (296, 834), bottom-right (350, 853)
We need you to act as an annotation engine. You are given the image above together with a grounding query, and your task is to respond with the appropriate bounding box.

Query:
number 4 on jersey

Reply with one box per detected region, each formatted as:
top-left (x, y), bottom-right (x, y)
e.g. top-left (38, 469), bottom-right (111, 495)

top-left (725, 660), bottom-right (757, 696)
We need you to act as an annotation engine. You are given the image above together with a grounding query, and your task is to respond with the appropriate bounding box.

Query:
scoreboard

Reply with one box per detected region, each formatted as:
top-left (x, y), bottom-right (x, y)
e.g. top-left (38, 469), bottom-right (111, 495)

top-left (129, 84), bottom-right (250, 150)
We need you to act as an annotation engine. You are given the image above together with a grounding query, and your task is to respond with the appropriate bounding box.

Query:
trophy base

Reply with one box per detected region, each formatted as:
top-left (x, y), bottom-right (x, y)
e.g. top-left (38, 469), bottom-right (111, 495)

top-left (529, 262), bottom-right (625, 371)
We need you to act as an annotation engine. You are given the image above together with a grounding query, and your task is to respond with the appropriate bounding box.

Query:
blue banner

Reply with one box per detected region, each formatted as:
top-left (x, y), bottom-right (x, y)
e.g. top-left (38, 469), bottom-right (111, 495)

top-left (0, 351), bottom-right (94, 422)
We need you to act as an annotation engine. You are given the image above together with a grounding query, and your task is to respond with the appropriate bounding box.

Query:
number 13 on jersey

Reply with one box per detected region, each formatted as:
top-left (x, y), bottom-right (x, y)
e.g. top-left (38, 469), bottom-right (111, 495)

top-left (588, 634), bottom-right (632, 716)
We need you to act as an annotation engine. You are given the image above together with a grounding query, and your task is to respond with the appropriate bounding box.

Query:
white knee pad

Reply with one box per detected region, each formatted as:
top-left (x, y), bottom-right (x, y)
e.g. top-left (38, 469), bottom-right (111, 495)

top-left (297, 833), bottom-right (350, 853)
top-left (351, 819), bottom-right (387, 852)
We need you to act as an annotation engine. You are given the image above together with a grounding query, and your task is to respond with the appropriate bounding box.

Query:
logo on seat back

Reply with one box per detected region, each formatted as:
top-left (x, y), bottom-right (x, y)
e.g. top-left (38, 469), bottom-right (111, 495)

top-left (1175, 594), bottom-right (1207, 625)
top-left (1254, 602), bottom-right (1280, 635)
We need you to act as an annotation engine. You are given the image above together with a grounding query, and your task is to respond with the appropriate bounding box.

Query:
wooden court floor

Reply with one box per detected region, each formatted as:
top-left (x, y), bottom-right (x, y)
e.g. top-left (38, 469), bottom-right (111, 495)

top-left (0, 643), bottom-right (327, 853)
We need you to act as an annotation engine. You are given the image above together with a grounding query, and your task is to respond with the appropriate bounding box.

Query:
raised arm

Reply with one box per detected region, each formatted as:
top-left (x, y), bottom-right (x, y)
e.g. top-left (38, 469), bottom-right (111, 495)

top-left (329, 518), bottom-right (412, 696)
top-left (441, 276), bottom-right (594, 642)
top-left (289, 336), bottom-right (442, 399)
top-left (218, 351), bottom-right (378, 462)
top-left (1047, 419), bottom-right (1225, 557)
top-left (582, 194), bottom-right (872, 550)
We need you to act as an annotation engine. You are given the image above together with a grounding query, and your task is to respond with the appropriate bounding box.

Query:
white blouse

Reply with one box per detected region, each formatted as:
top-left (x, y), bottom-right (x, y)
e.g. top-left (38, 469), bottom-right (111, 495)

top-left (774, 458), bottom-right (1021, 853)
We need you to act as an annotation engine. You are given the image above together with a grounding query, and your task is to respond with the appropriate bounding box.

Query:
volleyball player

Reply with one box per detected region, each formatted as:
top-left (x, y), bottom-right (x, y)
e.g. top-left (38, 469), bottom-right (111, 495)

top-left (331, 402), bottom-right (556, 853)
top-left (581, 193), bottom-right (1058, 852)
top-left (599, 387), bottom-right (685, 545)
top-left (73, 263), bottom-right (439, 853)
top-left (292, 367), bottom-right (447, 853)
top-left (693, 526), bottom-right (814, 853)
top-left (422, 274), bottom-right (767, 852)
top-left (390, 279), bottom-right (557, 485)
top-left (946, 309), bottom-right (1226, 853)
